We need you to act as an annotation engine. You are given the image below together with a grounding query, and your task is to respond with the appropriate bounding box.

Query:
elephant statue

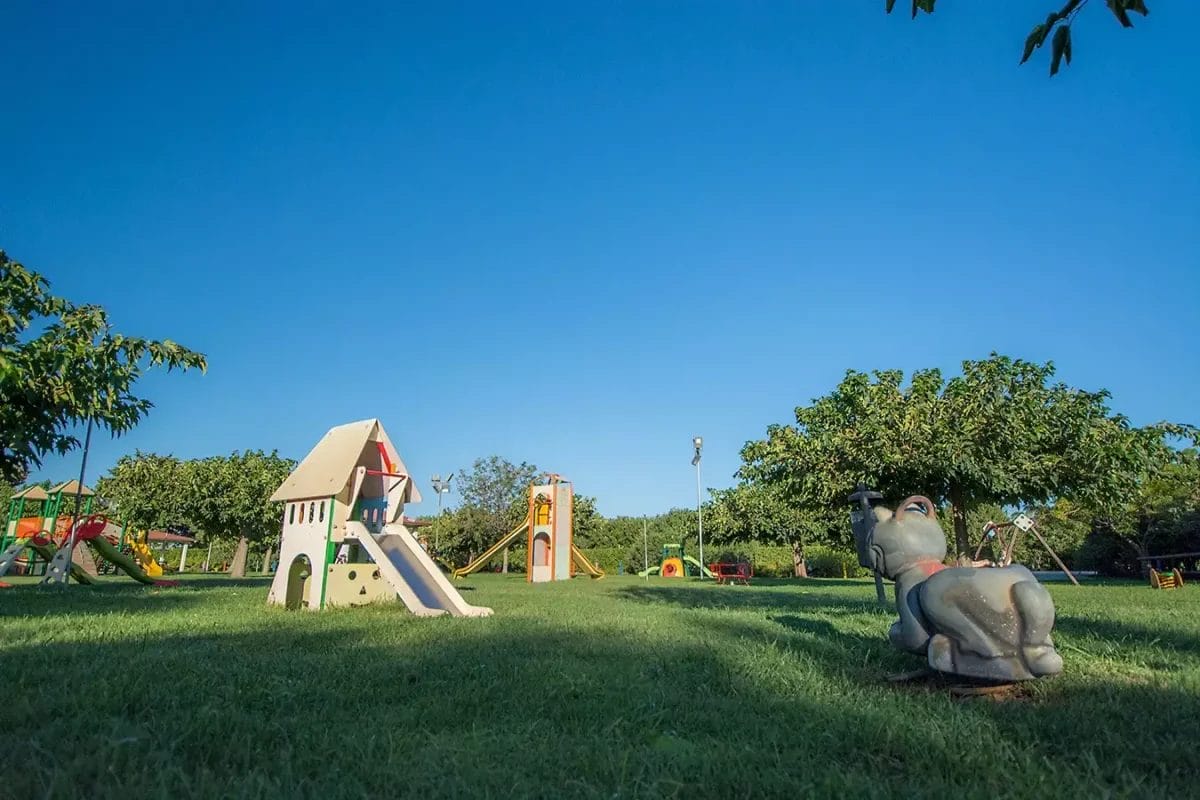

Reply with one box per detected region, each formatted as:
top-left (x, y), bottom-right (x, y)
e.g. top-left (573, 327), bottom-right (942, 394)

top-left (866, 496), bottom-right (1063, 682)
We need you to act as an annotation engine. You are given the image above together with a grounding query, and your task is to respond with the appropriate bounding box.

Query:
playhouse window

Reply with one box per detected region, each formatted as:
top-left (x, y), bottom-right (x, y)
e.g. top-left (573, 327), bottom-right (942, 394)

top-left (318, 501), bottom-right (325, 522)
top-left (308, 503), bottom-right (315, 523)
top-left (288, 504), bottom-right (295, 525)
top-left (299, 503), bottom-right (305, 523)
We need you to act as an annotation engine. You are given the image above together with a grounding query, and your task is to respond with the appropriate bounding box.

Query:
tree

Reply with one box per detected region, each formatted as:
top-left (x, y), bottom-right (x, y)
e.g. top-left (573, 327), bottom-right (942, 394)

top-left (739, 354), bottom-right (1190, 557)
top-left (183, 451), bottom-right (295, 578)
top-left (707, 482), bottom-right (839, 577)
top-left (456, 456), bottom-right (539, 562)
top-left (1, 251), bottom-right (206, 484)
top-left (887, 0), bottom-right (1150, 76)
top-left (1093, 447), bottom-right (1200, 567)
top-left (94, 452), bottom-right (188, 532)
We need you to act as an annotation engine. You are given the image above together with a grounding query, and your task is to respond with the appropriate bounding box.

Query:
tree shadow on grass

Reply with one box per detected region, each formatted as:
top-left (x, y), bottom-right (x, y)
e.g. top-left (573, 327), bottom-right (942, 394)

top-left (0, 581), bottom-right (244, 619)
top-left (1, 615), bottom-right (1196, 800)
top-left (615, 583), bottom-right (893, 617)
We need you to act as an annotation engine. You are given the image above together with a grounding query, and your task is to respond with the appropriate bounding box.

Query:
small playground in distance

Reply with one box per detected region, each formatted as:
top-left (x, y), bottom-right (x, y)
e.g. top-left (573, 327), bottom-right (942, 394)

top-left (1, 573), bottom-right (1197, 798)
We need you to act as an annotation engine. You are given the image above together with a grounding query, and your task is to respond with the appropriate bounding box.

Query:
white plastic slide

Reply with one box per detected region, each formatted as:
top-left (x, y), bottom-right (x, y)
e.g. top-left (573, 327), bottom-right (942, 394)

top-left (346, 521), bottom-right (493, 617)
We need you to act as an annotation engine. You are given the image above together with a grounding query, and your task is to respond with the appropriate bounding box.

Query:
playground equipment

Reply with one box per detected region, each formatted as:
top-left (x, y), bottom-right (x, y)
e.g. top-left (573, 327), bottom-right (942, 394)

top-left (638, 543), bottom-right (713, 578)
top-left (0, 514), bottom-right (167, 586)
top-left (850, 490), bottom-right (1063, 683)
top-left (126, 532), bottom-right (165, 577)
top-left (1149, 567), bottom-right (1185, 590)
top-left (452, 475), bottom-right (605, 581)
top-left (2, 481), bottom-right (98, 576)
top-left (973, 513), bottom-right (1079, 586)
top-left (709, 560), bottom-right (753, 585)
top-left (267, 418), bottom-right (492, 615)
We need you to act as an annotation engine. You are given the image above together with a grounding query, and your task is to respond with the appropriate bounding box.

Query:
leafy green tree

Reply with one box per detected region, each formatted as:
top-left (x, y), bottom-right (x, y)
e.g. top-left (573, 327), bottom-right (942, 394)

top-left (95, 452), bottom-right (188, 532)
top-left (1093, 447), bottom-right (1200, 565)
top-left (1, 251), bottom-right (206, 484)
top-left (740, 354), bottom-right (1189, 557)
top-left (183, 451), bottom-right (294, 577)
top-left (888, 0), bottom-right (1150, 76)
top-left (456, 456), bottom-right (539, 563)
top-left (707, 482), bottom-right (839, 577)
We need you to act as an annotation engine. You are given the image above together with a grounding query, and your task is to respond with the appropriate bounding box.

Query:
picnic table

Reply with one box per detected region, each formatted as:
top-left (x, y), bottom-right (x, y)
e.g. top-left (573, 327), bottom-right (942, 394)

top-left (709, 561), bottom-right (752, 585)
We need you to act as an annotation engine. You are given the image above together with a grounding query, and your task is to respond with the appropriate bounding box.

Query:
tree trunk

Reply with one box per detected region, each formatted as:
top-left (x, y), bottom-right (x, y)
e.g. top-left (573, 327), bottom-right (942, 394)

top-left (230, 536), bottom-right (249, 578)
top-left (262, 545), bottom-right (274, 575)
top-left (502, 547), bottom-right (509, 574)
top-left (948, 484), bottom-right (970, 558)
top-left (791, 541), bottom-right (808, 578)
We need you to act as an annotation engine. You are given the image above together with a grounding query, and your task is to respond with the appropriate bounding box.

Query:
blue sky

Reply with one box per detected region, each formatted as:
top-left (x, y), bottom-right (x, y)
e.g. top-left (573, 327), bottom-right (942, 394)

top-left (3, 2), bottom-right (1197, 517)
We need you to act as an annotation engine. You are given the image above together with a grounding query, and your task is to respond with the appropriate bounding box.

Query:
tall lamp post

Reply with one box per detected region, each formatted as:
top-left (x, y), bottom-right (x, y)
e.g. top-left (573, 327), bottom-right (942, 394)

top-left (430, 473), bottom-right (454, 550)
top-left (692, 436), bottom-right (705, 579)
top-left (45, 417), bottom-right (94, 587)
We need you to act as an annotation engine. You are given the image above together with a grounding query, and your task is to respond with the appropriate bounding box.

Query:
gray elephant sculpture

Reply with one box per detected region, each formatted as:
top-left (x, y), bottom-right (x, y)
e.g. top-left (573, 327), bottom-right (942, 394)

top-left (867, 496), bottom-right (1063, 682)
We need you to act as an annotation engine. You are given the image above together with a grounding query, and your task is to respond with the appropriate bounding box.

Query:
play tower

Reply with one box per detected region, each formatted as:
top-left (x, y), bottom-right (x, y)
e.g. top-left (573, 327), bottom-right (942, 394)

top-left (267, 418), bottom-right (491, 616)
top-left (528, 476), bottom-right (573, 583)
top-left (453, 475), bottom-right (605, 581)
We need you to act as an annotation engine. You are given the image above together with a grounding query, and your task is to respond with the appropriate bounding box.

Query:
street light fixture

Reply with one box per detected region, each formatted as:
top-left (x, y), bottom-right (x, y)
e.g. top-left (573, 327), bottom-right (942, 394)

top-left (430, 473), bottom-right (454, 550)
top-left (692, 436), bottom-right (704, 578)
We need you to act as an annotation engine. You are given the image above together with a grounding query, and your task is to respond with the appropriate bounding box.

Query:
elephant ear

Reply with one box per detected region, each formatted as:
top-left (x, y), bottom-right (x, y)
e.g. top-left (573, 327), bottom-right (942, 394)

top-left (873, 506), bottom-right (894, 522)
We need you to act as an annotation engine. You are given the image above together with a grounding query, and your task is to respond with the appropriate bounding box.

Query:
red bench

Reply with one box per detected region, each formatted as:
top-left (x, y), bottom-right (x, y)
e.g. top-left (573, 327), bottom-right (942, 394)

top-left (709, 562), bottom-right (752, 585)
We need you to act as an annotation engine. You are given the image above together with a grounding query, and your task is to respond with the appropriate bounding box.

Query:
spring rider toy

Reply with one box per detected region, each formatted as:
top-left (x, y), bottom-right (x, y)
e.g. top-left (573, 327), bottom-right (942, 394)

top-left (849, 487), bottom-right (1063, 682)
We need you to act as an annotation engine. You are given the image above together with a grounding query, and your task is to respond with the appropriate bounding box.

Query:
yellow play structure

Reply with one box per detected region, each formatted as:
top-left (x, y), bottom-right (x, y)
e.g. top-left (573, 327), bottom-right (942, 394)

top-left (453, 475), bottom-right (605, 581)
top-left (127, 534), bottom-right (165, 577)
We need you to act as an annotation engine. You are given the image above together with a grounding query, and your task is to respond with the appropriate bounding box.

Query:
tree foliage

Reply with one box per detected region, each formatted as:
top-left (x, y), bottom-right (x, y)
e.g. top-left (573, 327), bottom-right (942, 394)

top-left (95, 452), bottom-right (188, 532)
top-left (95, 449), bottom-right (293, 577)
top-left (739, 354), bottom-right (1191, 556)
top-left (886, 0), bottom-right (1150, 76)
top-left (707, 482), bottom-right (840, 576)
top-left (1, 251), bottom-right (206, 484)
top-left (456, 455), bottom-right (540, 555)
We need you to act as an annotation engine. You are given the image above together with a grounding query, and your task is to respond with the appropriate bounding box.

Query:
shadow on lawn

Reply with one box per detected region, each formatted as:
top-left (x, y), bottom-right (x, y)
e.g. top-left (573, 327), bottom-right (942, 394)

top-left (615, 583), bottom-right (893, 617)
top-left (2, 617), bottom-right (1196, 799)
top-left (0, 580), bottom-right (251, 619)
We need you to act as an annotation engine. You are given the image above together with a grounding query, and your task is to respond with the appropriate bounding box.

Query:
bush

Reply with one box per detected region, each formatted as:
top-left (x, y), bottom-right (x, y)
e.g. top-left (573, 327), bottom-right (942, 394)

top-left (804, 545), bottom-right (870, 578)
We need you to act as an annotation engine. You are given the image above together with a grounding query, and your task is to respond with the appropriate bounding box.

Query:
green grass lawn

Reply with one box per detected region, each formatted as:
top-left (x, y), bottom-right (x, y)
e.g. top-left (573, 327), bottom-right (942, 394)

top-left (1, 573), bottom-right (1198, 799)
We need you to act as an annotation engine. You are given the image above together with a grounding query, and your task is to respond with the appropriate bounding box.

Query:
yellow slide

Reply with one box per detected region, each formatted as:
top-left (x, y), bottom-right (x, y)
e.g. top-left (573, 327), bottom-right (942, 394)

top-left (571, 545), bottom-right (605, 579)
top-left (128, 539), bottom-right (164, 577)
top-left (452, 518), bottom-right (529, 578)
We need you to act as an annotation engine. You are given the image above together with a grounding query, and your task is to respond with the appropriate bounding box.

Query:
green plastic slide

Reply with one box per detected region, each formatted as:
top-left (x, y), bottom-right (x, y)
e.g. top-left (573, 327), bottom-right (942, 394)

top-left (90, 537), bottom-right (156, 585)
top-left (682, 556), bottom-right (715, 578)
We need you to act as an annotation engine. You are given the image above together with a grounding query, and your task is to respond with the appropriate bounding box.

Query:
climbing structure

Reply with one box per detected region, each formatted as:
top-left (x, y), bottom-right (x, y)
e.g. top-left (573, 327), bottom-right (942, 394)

top-left (267, 418), bottom-right (492, 616)
top-left (638, 543), bottom-right (713, 578)
top-left (452, 476), bottom-right (604, 581)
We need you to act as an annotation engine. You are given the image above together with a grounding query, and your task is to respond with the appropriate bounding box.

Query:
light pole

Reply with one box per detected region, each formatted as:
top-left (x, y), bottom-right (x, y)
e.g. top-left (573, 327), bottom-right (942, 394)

top-left (692, 436), bottom-right (705, 579)
top-left (46, 417), bottom-right (94, 587)
top-left (430, 473), bottom-right (454, 550)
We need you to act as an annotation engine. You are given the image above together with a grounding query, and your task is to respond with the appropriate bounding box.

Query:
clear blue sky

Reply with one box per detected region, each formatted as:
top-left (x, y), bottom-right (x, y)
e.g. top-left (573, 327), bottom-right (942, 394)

top-left (3, 2), bottom-right (1197, 517)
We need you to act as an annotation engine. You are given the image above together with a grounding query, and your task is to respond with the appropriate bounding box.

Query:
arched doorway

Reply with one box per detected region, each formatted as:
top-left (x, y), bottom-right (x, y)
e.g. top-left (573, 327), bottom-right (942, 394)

top-left (285, 555), bottom-right (313, 610)
top-left (532, 532), bottom-right (551, 567)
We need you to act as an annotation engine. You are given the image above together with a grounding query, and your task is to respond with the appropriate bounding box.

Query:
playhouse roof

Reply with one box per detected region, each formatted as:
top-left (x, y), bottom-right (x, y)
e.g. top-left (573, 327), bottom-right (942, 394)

top-left (13, 485), bottom-right (50, 501)
top-left (146, 530), bottom-right (197, 544)
top-left (48, 480), bottom-right (94, 497)
top-left (270, 418), bottom-right (422, 504)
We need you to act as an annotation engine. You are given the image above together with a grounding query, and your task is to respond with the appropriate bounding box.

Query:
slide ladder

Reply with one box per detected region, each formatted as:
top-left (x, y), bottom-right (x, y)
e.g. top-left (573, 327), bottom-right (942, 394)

top-left (348, 521), bottom-right (492, 617)
top-left (452, 518), bottom-right (529, 579)
top-left (570, 545), bottom-right (605, 579)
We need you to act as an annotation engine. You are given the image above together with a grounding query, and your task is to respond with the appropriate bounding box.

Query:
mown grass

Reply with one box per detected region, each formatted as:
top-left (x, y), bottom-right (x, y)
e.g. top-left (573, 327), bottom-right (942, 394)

top-left (1, 574), bottom-right (1197, 799)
